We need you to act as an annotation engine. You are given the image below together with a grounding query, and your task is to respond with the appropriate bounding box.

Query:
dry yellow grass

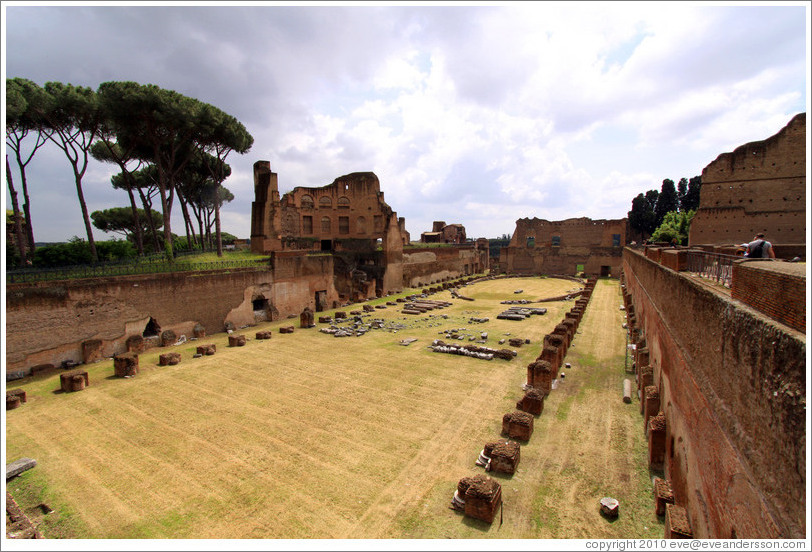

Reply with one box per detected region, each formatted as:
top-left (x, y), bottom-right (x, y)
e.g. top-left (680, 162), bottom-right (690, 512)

top-left (5, 276), bottom-right (662, 539)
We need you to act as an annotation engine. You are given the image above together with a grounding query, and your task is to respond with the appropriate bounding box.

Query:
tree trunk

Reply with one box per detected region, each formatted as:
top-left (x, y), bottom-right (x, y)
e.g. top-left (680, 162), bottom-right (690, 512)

top-left (72, 165), bottom-right (98, 263)
top-left (6, 156), bottom-right (28, 265)
top-left (177, 194), bottom-right (196, 251)
top-left (125, 182), bottom-right (145, 256)
top-left (16, 154), bottom-right (36, 256)
top-left (137, 188), bottom-right (161, 253)
top-left (215, 189), bottom-right (223, 257)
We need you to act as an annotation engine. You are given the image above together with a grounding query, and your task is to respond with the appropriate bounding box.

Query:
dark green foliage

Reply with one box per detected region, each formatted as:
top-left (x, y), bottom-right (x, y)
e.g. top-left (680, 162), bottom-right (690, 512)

top-left (654, 179), bottom-right (678, 228)
top-left (681, 176), bottom-right (702, 212)
top-left (91, 206), bottom-right (163, 240)
top-left (32, 238), bottom-right (135, 267)
top-left (628, 193), bottom-right (657, 241)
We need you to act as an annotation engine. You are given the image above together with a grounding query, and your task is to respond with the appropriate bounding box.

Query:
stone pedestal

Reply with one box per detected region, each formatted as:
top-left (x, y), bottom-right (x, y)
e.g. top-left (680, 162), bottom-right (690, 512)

top-left (196, 344), bottom-right (216, 355)
top-left (228, 335), bottom-right (247, 347)
top-left (648, 412), bottom-right (666, 470)
top-left (526, 361), bottom-right (552, 396)
top-left (484, 440), bottom-right (521, 474)
top-left (160, 330), bottom-right (177, 347)
top-left (644, 386), bottom-right (661, 432)
top-left (126, 335), bottom-right (145, 353)
top-left (502, 411), bottom-right (534, 441)
top-left (300, 307), bottom-right (316, 328)
top-left (193, 323), bottom-right (206, 338)
top-left (654, 478), bottom-right (675, 516)
top-left (114, 352), bottom-right (139, 377)
top-left (458, 475), bottom-right (502, 523)
top-left (60, 370), bottom-right (89, 392)
top-left (82, 339), bottom-right (103, 364)
top-left (159, 352), bottom-right (181, 366)
top-left (516, 388), bottom-right (544, 415)
top-left (664, 504), bottom-right (693, 538)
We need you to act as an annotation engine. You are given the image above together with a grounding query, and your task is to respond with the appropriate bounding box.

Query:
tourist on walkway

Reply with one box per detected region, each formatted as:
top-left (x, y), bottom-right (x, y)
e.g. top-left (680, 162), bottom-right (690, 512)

top-left (745, 233), bottom-right (776, 259)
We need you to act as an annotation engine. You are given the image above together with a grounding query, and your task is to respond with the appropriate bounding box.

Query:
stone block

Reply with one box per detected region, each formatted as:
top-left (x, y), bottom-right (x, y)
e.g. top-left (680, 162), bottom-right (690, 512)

top-left (159, 352), bottom-right (181, 366)
top-left (484, 440), bottom-right (521, 474)
top-left (600, 497), bottom-right (619, 519)
top-left (279, 326), bottom-right (295, 334)
top-left (648, 412), bottom-right (666, 470)
top-left (526, 361), bottom-right (552, 395)
top-left (126, 335), bottom-right (145, 353)
top-left (228, 334), bottom-right (247, 347)
top-left (196, 344), bottom-right (216, 355)
top-left (502, 411), bottom-right (534, 441)
top-left (114, 352), bottom-right (139, 377)
top-left (516, 387), bottom-right (544, 415)
top-left (654, 478), bottom-right (675, 516)
top-left (160, 330), bottom-right (177, 347)
top-left (60, 370), bottom-right (88, 393)
top-left (193, 323), bottom-right (206, 338)
top-left (255, 331), bottom-right (273, 340)
top-left (664, 504), bottom-right (693, 538)
top-left (82, 339), bottom-right (103, 364)
top-left (458, 474), bottom-right (502, 523)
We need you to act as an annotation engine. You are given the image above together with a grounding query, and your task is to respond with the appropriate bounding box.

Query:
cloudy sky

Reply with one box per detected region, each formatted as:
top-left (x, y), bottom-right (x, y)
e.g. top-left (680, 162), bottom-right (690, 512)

top-left (3, 1), bottom-right (809, 244)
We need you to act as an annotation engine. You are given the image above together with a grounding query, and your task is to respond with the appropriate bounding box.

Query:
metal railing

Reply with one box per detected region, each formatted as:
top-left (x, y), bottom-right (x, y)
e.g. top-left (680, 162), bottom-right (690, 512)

top-left (684, 251), bottom-right (738, 288)
top-left (7, 257), bottom-right (270, 284)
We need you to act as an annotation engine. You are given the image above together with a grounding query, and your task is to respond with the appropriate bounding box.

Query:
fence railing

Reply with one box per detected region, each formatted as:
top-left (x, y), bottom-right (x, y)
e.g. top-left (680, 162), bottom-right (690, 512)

top-left (6, 258), bottom-right (270, 284)
top-left (684, 251), bottom-right (738, 288)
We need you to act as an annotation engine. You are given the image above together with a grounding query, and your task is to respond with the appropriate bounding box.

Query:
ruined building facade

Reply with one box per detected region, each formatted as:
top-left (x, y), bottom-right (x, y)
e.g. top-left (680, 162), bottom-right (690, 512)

top-left (251, 161), bottom-right (409, 253)
top-left (499, 217), bottom-right (627, 277)
top-left (688, 113), bottom-right (806, 246)
top-left (421, 221), bottom-right (467, 244)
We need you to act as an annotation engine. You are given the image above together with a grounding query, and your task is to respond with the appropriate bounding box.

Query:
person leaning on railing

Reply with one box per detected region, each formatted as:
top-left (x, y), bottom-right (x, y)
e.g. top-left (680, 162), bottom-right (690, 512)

top-left (744, 233), bottom-right (776, 259)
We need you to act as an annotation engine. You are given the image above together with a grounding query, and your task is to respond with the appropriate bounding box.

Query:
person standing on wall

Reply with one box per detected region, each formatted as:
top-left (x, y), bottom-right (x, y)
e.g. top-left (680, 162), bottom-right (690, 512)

top-left (745, 233), bottom-right (776, 259)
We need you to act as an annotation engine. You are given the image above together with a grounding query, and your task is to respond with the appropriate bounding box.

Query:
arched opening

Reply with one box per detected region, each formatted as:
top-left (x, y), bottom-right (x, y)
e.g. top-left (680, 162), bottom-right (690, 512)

top-left (253, 297), bottom-right (270, 322)
top-left (143, 317), bottom-right (161, 337)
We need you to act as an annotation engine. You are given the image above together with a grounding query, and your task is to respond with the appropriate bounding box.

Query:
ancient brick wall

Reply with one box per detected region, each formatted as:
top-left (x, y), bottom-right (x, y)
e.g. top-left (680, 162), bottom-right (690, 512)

top-left (250, 161), bottom-right (408, 253)
top-left (402, 245), bottom-right (488, 287)
top-left (731, 260), bottom-right (805, 333)
top-left (689, 113), bottom-right (806, 246)
top-left (622, 248), bottom-right (805, 538)
top-left (5, 256), bottom-right (338, 375)
top-left (500, 217), bottom-right (627, 276)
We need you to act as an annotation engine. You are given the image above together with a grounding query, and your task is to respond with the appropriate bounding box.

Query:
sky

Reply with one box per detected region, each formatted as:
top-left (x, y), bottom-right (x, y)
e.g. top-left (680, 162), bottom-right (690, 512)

top-left (2, 1), bottom-right (810, 244)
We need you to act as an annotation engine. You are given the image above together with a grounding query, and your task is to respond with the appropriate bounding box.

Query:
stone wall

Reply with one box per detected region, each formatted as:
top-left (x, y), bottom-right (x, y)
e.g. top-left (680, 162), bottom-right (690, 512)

top-left (731, 260), bottom-right (806, 333)
top-left (402, 244), bottom-right (488, 287)
top-left (5, 255), bottom-right (338, 375)
top-left (689, 113), bottom-right (806, 246)
top-left (250, 160), bottom-right (409, 253)
top-left (499, 217), bottom-right (627, 276)
top-left (622, 248), bottom-right (805, 538)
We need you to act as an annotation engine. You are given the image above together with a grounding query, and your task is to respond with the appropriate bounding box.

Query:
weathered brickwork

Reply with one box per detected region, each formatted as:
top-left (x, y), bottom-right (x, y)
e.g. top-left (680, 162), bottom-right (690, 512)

top-left (5, 256), bottom-right (338, 375)
top-left (623, 248), bottom-right (805, 538)
top-left (731, 261), bottom-right (805, 333)
top-left (689, 113), bottom-right (806, 246)
top-left (250, 161), bottom-right (409, 253)
top-left (499, 217), bottom-right (627, 277)
top-left (402, 245), bottom-right (488, 288)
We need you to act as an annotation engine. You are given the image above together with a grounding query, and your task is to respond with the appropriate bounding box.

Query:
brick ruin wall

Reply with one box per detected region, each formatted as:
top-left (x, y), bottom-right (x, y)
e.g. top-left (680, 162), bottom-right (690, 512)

top-left (5, 255), bottom-right (338, 375)
top-left (731, 260), bottom-right (806, 333)
top-left (500, 217), bottom-right (627, 276)
top-left (250, 161), bottom-right (409, 253)
top-left (689, 113), bottom-right (806, 246)
top-left (622, 248), bottom-right (805, 538)
top-left (402, 245), bottom-right (489, 287)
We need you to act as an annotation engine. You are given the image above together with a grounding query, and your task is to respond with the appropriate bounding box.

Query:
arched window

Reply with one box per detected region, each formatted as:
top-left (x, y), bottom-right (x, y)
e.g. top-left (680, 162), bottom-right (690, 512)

top-left (300, 195), bottom-right (314, 209)
top-left (321, 217), bottom-right (331, 233)
top-left (319, 196), bottom-right (332, 208)
top-left (338, 196), bottom-right (350, 209)
top-left (356, 216), bottom-right (367, 234)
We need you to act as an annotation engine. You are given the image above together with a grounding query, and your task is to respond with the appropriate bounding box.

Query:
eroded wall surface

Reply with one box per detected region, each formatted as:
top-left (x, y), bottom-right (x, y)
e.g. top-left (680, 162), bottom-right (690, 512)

top-left (622, 248), bottom-right (805, 538)
top-left (6, 256), bottom-right (338, 375)
top-left (689, 113), bottom-right (806, 246)
top-left (500, 217), bottom-right (627, 276)
top-left (402, 245), bottom-right (488, 287)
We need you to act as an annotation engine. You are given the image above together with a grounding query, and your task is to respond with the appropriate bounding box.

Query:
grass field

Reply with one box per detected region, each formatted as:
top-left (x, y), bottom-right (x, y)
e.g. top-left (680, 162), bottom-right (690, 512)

top-left (5, 276), bottom-right (663, 540)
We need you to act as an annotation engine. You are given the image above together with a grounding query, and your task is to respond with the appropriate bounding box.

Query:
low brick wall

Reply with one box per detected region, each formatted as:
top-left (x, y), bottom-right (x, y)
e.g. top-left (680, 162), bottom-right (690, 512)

top-left (731, 260), bottom-right (805, 332)
top-left (622, 248), bottom-right (805, 538)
